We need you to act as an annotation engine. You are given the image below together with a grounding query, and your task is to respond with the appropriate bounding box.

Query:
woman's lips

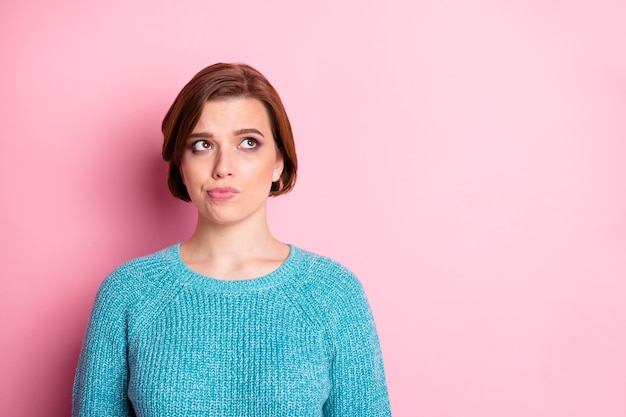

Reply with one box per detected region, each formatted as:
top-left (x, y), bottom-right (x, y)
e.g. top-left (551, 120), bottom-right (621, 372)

top-left (207, 186), bottom-right (239, 201)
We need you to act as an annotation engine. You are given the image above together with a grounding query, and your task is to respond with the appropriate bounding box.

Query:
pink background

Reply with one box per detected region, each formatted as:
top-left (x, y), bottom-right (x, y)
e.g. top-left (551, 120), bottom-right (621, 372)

top-left (1, 0), bottom-right (625, 415)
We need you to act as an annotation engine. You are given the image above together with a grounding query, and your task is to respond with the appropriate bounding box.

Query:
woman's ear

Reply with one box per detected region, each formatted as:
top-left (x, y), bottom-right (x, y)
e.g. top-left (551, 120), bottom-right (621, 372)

top-left (272, 152), bottom-right (284, 183)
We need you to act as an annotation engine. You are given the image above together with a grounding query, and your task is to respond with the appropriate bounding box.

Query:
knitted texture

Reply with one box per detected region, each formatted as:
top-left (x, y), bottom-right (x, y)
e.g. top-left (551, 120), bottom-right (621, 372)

top-left (73, 244), bottom-right (391, 416)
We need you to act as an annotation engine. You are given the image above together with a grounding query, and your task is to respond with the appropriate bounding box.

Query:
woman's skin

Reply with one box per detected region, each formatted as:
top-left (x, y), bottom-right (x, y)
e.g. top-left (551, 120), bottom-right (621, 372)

top-left (179, 97), bottom-right (289, 281)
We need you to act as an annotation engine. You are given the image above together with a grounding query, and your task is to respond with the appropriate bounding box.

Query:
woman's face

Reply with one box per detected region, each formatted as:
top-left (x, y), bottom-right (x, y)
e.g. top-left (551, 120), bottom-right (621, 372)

top-left (180, 97), bottom-right (284, 226)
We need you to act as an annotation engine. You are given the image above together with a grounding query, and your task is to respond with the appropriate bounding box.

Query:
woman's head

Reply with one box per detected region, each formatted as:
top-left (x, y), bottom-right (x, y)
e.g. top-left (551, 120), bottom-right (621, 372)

top-left (162, 63), bottom-right (297, 201)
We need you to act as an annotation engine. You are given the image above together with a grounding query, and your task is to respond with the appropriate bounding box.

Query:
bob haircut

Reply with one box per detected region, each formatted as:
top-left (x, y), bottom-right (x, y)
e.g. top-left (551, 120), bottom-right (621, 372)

top-left (161, 63), bottom-right (298, 201)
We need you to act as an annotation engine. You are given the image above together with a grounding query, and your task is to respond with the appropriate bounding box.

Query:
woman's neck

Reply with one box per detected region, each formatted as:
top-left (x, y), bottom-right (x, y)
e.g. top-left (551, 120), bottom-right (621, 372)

top-left (179, 215), bottom-right (289, 280)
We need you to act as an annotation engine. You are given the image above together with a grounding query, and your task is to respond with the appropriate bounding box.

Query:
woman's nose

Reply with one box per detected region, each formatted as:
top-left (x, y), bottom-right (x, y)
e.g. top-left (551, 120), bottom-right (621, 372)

top-left (212, 148), bottom-right (234, 178)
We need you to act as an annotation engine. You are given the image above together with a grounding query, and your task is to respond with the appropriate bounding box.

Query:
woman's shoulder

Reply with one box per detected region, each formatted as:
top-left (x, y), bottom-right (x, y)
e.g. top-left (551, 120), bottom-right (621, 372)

top-left (286, 246), bottom-right (375, 336)
top-left (96, 244), bottom-right (181, 303)
top-left (288, 246), bottom-right (367, 300)
top-left (83, 245), bottom-right (183, 340)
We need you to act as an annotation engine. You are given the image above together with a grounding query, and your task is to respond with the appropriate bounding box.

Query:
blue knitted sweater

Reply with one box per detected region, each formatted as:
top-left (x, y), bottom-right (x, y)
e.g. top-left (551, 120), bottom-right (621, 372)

top-left (73, 244), bottom-right (391, 416)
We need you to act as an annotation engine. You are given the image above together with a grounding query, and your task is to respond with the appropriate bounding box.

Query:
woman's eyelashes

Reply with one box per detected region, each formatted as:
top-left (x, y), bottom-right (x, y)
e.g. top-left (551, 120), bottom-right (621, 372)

top-left (239, 137), bottom-right (259, 149)
top-left (189, 137), bottom-right (260, 154)
top-left (190, 140), bottom-right (212, 153)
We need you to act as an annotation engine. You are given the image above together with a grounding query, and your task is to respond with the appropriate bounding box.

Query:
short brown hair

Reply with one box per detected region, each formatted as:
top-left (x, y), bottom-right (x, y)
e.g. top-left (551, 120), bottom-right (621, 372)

top-left (161, 63), bottom-right (298, 201)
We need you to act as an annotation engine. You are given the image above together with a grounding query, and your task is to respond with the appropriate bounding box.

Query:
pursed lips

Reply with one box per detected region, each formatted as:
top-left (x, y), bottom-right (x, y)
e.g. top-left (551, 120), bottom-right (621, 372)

top-left (207, 186), bottom-right (239, 201)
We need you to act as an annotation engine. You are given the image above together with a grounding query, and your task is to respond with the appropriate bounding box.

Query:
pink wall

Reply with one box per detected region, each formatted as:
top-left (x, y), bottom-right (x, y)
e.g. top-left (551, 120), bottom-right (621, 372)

top-left (1, 1), bottom-right (625, 415)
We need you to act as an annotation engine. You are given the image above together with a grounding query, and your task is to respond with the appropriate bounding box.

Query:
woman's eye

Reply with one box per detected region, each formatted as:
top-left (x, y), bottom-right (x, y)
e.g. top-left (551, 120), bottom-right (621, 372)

top-left (240, 138), bottom-right (259, 149)
top-left (191, 140), bottom-right (211, 152)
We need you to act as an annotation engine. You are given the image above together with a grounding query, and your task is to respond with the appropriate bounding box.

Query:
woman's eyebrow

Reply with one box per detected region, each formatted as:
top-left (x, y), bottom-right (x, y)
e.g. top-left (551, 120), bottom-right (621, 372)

top-left (234, 128), bottom-right (264, 137)
top-left (187, 128), bottom-right (265, 139)
top-left (188, 132), bottom-right (212, 139)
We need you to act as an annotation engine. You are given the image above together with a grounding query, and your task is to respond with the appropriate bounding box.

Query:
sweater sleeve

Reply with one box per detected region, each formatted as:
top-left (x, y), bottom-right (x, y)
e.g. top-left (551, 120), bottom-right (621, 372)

top-left (72, 270), bottom-right (135, 417)
top-left (322, 268), bottom-right (392, 417)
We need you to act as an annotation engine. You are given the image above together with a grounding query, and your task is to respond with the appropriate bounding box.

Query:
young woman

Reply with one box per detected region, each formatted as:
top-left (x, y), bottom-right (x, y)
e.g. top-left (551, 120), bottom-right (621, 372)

top-left (73, 63), bottom-right (391, 416)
